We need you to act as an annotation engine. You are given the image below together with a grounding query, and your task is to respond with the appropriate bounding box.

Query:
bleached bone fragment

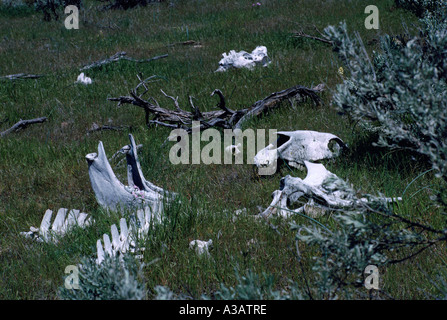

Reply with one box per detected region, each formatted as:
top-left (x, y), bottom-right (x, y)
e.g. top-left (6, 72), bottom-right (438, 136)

top-left (96, 218), bottom-right (133, 264)
top-left (216, 46), bottom-right (271, 72)
top-left (254, 130), bottom-right (346, 171)
top-left (76, 72), bottom-right (92, 85)
top-left (20, 208), bottom-right (93, 243)
top-left (86, 134), bottom-right (176, 215)
top-left (259, 161), bottom-right (401, 219)
top-left (225, 143), bottom-right (241, 156)
top-left (95, 211), bottom-right (157, 264)
top-left (189, 239), bottom-right (213, 257)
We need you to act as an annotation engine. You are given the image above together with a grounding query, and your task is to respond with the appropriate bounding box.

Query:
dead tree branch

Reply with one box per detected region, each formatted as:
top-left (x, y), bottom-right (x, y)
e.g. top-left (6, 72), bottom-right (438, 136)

top-left (0, 117), bottom-right (47, 137)
top-left (293, 28), bottom-right (333, 45)
top-left (108, 74), bottom-right (324, 133)
top-left (0, 73), bottom-right (44, 80)
top-left (87, 123), bottom-right (130, 134)
top-left (80, 52), bottom-right (168, 71)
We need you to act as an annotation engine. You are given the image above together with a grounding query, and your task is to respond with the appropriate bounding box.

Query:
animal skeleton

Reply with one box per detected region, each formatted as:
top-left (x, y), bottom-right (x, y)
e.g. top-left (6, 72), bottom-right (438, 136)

top-left (259, 161), bottom-right (401, 218)
top-left (95, 206), bottom-right (158, 264)
top-left (21, 134), bottom-right (176, 264)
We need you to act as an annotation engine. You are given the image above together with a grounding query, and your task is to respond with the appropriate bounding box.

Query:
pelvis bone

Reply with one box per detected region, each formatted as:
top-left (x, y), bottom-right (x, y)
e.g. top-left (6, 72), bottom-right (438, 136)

top-left (86, 134), bottom-right (176, 214)
top-left (254, 130), bottom-right (346, 171)
top-left (259, 161), bottom-right (401, 218)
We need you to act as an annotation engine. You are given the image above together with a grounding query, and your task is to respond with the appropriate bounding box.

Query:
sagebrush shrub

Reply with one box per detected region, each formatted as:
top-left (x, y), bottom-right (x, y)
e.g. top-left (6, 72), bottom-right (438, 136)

top-left (58, 254), bottom-right (146, 300)
top-left (325, 8), bottom-right (447, 181)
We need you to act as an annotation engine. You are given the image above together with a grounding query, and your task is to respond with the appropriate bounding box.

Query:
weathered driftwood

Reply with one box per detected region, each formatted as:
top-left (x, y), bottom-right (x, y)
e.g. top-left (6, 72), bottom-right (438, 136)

top-left (80, 52), bottom-right (168, 71)
top-left (254, 130), bottom-right (347, 171)
top-left (0, 73), bottom-right (44, 80)
top-left (0, 117), bottom-right (47, 138)
top-left (108, 76), bottom-right (324, 132)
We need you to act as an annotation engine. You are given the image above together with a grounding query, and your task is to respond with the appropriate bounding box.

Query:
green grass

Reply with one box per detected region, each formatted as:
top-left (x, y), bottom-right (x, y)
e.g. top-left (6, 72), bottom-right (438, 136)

top-left (0, 0), bottom-right (443, 299)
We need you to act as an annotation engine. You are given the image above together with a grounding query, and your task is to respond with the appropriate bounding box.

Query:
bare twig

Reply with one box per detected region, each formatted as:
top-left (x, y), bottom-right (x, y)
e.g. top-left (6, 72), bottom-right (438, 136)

top-left (0, 73), bottom-right (44, 81)
top-left (166, 40), bottom-right (201, 47)
top-left (0, 117), bottom-right (47, 137)
top-left (80, 52), bottom-right (168, 71)
top-left (87, 123), bottom-right (130, 134)
top-left (293, 29), bottom-right (333, 45)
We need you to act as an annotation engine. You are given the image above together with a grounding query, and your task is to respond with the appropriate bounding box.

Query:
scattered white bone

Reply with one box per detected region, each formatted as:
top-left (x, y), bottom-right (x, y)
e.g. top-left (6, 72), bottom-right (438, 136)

top-left (189, 239), bottom-right (213, 256)
top-left (254, 130), bottom-right (346, 171)
top-left (91, 135), bottom-right (179, 264)
top-left (232, 208), bottom-right (248, 222)
top-left (86, 134), bottom-right (176, 215)
top-left (259, 161), bottom-right (401, 218)
top-left (76, 72), bottom-right (92, 85)
top-left (95, 205), bottom-right (165, 264)
top-left (20, 208), bottom-right (93, 243)
top-left (22, 135), bottom-right (176, 266)
top-left (225, 143), bottom-right (241, 156)
top-left (216, 46), bottom-right (271, 72)
top-left (96, 217), bottom-right (135, 264)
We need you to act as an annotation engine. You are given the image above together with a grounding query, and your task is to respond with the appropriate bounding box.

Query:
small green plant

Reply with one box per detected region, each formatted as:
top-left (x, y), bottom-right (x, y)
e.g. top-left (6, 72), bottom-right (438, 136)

top-left (394, 0), bottom-right (447, 17)
top-left (326, 10), bottom-right (447, 181)
top-left (291, 1), bottom-right (447, 299)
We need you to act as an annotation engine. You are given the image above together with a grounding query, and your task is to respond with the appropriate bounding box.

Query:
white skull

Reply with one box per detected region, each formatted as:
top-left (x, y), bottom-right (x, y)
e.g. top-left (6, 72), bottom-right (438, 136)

top-left (254, 130), bottom-right (346, 170)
